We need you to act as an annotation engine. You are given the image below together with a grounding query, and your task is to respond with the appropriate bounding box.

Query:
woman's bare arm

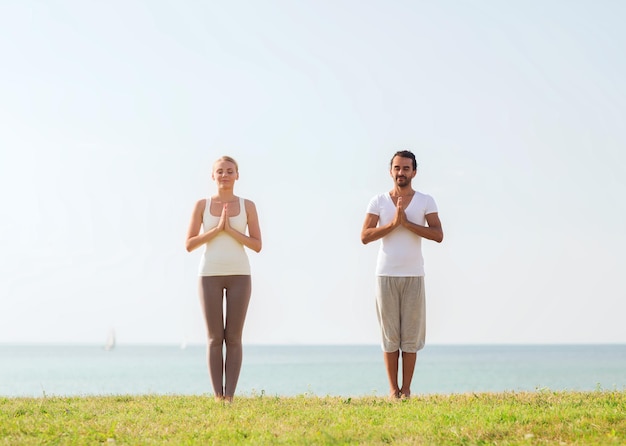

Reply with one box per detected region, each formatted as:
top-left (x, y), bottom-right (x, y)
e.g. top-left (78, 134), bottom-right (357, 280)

top-left (185, 199), bottom-right (223, 252)
top-left (223, 199), bottom-right (262, 253)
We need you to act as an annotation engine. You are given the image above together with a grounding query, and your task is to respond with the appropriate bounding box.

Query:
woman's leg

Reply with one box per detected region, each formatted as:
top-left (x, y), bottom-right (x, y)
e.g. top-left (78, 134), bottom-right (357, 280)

top-left (199, 276), bottom-right (226, 398)
top-left (223, 275), bottom-right (252, 398)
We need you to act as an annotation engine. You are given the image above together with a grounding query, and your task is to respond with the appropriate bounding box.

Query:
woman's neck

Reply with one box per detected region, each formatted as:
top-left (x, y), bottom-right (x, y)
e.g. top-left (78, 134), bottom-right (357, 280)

top-left (213, 191), bottom-right (237, 202)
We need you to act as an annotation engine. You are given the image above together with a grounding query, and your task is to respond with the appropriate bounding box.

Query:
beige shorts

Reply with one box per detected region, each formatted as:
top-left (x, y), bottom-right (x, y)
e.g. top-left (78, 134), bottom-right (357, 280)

top-left (375, 276), bottom-right (426, 353)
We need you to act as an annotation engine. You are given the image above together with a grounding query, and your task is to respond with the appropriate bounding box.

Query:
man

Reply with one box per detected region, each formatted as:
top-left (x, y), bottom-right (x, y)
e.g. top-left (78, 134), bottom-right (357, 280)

top-left (361, 150), bottom-right (443, 399)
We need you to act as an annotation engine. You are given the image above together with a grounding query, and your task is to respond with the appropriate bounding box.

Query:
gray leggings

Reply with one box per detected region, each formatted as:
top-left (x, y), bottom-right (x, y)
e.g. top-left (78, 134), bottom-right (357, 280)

top-left (199, 275), bottom-right (251, 397)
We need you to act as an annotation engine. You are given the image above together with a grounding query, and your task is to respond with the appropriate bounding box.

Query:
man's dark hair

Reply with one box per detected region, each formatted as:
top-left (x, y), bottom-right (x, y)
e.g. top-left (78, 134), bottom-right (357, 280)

top-left (390, 150), bottom-right (417, 170)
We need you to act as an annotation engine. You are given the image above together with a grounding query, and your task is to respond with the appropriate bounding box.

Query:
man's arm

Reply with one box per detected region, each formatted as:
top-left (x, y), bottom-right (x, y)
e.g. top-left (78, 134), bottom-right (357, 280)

top-left (402, 212), bottom-right (444, 243)
top-left (361, 211), bottom-right (401, 244)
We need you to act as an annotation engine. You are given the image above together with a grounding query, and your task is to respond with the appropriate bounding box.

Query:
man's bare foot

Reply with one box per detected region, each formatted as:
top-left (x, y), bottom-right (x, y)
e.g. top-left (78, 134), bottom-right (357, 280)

top-left (389, 389), bottom-right (401, 399)
top-left (400, 389), bottom-right (411, 399)
top-left (224, 396), bottom-right (234, 403)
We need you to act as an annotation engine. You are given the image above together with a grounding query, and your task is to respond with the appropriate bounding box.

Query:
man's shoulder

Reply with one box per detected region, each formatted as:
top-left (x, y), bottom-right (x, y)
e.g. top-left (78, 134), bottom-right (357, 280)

top-left (370, 192), bottom-right (390, 200)
top-left (413, 190), bottom-right (436, 202)
top-left (412, 191), bottom-right (438, 213)
top-left (413, 190), bottom-right (432, 198)
top-left (367, 192), bottom-right (390, 205)
top-left (365, 192), bottom-right (390, 213)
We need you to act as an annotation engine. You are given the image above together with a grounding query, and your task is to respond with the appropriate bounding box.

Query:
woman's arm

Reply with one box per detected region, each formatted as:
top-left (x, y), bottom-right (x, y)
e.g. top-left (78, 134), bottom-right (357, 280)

top-left (223, 199), bottom-right (262, 253)
top-left (185, 199), bottom-right (223, 252)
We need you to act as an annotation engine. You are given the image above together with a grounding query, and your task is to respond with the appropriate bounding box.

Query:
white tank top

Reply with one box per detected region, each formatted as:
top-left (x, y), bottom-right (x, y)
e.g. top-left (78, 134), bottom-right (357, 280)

top-left (198, 197), bottom-right (251, 276)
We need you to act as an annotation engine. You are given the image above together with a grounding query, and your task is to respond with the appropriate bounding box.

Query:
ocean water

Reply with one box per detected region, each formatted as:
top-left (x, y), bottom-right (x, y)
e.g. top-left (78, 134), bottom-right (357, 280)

top-left (1, 344), bottom-right (625, 398)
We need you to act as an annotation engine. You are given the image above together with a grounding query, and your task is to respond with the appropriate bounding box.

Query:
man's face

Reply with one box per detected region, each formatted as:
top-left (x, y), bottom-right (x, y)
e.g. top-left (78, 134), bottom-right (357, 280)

top-left (390, 156), bottom-right (416, 187)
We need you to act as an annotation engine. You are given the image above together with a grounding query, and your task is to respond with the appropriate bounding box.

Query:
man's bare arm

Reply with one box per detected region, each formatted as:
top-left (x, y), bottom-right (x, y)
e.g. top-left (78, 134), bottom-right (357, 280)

top-left (361, 213), bottom-right (397, 244)
top-left (402, 212), bottom-right (444, 243)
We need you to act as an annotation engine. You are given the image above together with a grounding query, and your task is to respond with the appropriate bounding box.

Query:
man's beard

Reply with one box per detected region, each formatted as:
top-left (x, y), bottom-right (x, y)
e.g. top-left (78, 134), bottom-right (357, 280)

top-left (395, 176), bottom-right (410, 186)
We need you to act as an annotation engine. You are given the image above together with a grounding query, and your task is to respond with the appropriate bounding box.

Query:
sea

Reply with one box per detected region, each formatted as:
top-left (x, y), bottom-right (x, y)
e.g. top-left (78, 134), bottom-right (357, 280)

top-left (1, 344), bottom-right (625, 398)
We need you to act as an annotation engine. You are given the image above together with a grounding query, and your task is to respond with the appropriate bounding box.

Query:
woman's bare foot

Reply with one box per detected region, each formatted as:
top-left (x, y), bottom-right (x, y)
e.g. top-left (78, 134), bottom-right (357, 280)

top-left (389, 389), bottom-right (401, 399)
top-left (400, 389), bottom-right (411, 399)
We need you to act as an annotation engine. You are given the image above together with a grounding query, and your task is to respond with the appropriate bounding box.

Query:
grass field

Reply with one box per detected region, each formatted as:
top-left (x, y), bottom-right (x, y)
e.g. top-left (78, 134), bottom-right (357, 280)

top-left (1, 390), bottom-right (624, 445)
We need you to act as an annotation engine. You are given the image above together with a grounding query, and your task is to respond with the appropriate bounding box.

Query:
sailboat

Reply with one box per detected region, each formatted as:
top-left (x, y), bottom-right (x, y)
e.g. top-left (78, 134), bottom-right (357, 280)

top-left (104, 329), bottom-right (116, 351)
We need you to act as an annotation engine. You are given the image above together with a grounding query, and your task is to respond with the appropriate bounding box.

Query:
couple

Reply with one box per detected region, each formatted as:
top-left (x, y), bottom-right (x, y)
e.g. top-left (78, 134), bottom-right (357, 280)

top-left (185, 151), bottom-right (444, 402)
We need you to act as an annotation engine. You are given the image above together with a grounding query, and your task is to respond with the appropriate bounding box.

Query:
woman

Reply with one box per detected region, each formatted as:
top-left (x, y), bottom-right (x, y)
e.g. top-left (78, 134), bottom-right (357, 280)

top-left (185, 156), bottom-right (262, 402)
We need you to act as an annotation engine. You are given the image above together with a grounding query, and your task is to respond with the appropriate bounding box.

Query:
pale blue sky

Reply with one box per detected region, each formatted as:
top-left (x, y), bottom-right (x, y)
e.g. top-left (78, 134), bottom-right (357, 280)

top-left (1, 1), bottom-right (625, 345)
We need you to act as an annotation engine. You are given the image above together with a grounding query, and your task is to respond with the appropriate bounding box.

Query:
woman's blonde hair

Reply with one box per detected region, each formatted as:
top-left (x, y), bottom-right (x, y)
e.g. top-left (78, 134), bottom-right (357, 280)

top-left (213, 155), bottom-right (239, 172)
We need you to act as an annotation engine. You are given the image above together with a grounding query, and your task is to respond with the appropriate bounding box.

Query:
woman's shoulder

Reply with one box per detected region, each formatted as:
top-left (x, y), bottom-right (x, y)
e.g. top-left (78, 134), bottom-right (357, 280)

top-left (194, 198), bottom-right (208, 211)
top-left (242, 197), bottom-right (257, 212)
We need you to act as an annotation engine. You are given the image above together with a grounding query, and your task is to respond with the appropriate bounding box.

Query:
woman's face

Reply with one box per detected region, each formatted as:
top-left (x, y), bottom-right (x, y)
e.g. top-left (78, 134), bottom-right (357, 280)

top-left (212, 160), bottom-right (239, 188)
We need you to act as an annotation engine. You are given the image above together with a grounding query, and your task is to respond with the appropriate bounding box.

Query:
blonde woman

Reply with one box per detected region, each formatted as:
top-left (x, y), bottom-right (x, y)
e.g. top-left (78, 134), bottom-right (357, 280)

top-left (186, 156), bottom-right (262, 402)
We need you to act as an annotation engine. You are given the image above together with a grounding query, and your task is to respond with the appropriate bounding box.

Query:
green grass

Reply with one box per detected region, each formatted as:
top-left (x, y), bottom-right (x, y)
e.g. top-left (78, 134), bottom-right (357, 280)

top-left (1, 391), bottom-right (624, 445)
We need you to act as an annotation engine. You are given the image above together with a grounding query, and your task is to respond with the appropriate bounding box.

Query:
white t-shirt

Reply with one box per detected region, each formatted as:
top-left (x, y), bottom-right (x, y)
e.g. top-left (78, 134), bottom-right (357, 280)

top-left (366, 192), bottom-right (438, 277)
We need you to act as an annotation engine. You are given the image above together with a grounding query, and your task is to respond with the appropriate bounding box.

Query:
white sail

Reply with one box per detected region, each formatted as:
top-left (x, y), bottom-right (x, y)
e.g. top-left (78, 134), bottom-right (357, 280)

top-left (104, 329), bottom-right (116, 351)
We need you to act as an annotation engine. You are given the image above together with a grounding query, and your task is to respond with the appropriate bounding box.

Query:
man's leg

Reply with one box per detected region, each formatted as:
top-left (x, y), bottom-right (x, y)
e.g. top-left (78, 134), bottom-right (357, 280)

top-left (376, 276), bottom-right (402, 398)
top-left (400, 352), bottom-right (416, 398)
top-left (399, 276), bottom-right (426, 398)
top-left (383, 351), bottom-right (401, 398)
